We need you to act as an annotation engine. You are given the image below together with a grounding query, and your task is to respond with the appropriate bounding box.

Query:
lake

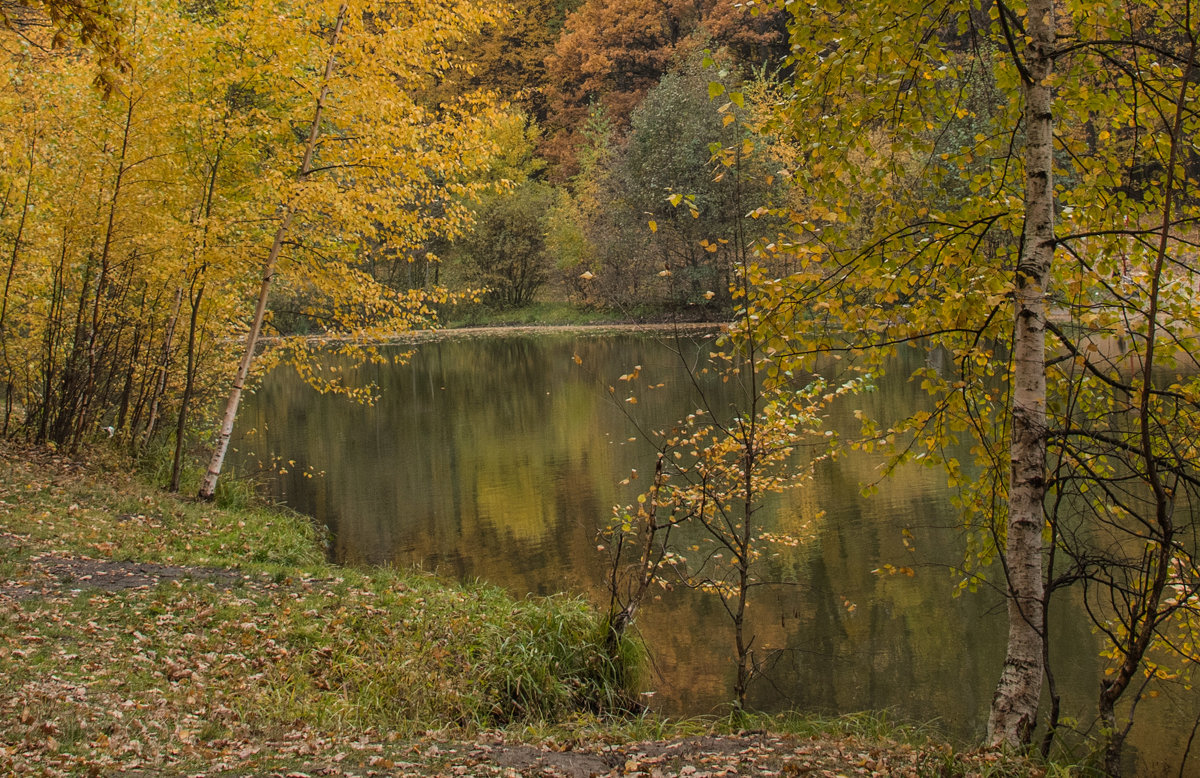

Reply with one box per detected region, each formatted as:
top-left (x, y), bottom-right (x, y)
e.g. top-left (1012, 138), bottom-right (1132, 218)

top-left (236, 328), bottom-right (1197, 773)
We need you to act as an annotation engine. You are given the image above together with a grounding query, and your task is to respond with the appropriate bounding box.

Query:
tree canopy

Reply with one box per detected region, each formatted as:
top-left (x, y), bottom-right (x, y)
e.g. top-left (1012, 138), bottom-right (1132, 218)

top-left (0, 0), bottom-right (510, 465)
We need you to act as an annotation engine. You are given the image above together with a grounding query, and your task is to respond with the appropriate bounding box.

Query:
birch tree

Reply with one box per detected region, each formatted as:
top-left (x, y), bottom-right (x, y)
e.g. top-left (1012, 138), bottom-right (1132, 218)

top-left (0, 0), bottom-right (509, 478)
top-left (989, 0), bottom-right (1055, 747)
top-left (767, 0), bottom-right (1200, 761)
top-left (196, 0), bottom-right (507, 500)
top-left (197, 3), bottom-right (348, 500)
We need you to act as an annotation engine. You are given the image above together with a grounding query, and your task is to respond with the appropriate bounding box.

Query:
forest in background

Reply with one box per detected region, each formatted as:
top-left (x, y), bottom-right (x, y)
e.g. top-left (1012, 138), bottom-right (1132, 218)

top-left (425, 0), bottom-right (792, 315)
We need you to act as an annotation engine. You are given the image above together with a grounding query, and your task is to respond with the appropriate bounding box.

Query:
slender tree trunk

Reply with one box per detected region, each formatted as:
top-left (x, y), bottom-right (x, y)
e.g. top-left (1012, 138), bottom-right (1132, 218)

top-left (0, 138), bottom-right (36, 435)
top-left (987, 0), bottom-right (1056, 748)
top-left (168, 136), bottom-right (225, 482)
top-left (1039, 519), bottom-right (1062, 758)
top-left (116, 326), bottom-right (140, 431)
top-left (605, 454), bottom-right (667, 650)
top-left (731, 161), bottom-right (756, 711)
top-left (198, 3), bottom-right (348, 500)
top-left (128, 288), bottom-right (166, 438)
top-left (731, 506), bottom-right (752, 709)
top-left (733, 362), bottom-right (757, 709)
top-left (70, 92), bottom-right (137, 450)
top-left (141, 285), bottom-right (183, 446)
top-left (36, 227), bottom-right (70, 442)
top-left (115, 286), bottom-right (154, 436)
top-left (1095, 34), bottom-right (1194, 776)
top-left (171, 278), bottom-right (205, 492)
top-left (49, 252), bottom-right (96, 445)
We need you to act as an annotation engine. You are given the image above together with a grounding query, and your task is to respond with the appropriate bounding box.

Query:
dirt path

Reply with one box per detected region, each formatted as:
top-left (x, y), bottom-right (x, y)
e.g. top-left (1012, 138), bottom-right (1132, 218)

top-left (416, 731), bottom-right (976, 777)
top-left (0, 543), bottom-right (253, 600)
top-left (0, 532), bottom-right (331, 601)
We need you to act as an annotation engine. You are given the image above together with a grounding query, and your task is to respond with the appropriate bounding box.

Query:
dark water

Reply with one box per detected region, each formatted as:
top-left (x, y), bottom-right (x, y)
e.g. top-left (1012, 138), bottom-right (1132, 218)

top-left (236, 330), bottom-right (1198, 773)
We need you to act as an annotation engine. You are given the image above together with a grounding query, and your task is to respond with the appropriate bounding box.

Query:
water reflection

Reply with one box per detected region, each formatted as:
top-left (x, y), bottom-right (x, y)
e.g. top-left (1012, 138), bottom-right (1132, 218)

top-left (237, 330), bottom-right (1196, 771)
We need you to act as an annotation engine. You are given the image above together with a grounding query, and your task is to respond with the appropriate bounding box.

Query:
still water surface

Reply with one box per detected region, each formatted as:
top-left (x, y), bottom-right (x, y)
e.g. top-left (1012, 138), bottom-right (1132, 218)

top-left (237, 329), bottom-right (1196, 772)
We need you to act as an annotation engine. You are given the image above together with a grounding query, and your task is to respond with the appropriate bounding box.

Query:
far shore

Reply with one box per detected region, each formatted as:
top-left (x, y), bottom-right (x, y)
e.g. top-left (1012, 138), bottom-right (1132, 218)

top-left (259, 319), bottom-right (729, 346)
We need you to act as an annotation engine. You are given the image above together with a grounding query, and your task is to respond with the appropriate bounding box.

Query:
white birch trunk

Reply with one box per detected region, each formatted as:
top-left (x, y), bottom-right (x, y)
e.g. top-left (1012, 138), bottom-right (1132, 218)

top-left (198, 4), bottom-right (348, 500)
top-left (987, 0), bottom-right (1056, 748)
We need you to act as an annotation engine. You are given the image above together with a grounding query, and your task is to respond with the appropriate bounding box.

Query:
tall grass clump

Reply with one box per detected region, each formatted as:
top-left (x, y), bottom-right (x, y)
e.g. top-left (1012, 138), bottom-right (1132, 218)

top-left (470, 587), bottom-right (644, 721)
top-left (260, 569), bottom-right (641, 734)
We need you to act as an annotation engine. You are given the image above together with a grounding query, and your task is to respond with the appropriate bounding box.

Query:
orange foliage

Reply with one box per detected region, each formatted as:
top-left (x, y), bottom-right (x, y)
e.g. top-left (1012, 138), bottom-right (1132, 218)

top-left (541, 0), bottom-right (785, 177)
top-left (432, 0), bottom-right (567, 120)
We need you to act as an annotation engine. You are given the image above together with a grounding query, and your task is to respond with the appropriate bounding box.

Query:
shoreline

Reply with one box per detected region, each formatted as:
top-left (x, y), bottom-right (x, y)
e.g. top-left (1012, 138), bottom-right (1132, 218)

top-left (257, 320), bottom-right (729, 347)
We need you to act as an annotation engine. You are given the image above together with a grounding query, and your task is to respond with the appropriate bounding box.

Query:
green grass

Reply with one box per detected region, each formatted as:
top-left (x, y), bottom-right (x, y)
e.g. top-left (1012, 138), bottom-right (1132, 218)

top-left (0, 442), bottom-right (638, 776)
top-left (0, 442), bottom-right (323, 570)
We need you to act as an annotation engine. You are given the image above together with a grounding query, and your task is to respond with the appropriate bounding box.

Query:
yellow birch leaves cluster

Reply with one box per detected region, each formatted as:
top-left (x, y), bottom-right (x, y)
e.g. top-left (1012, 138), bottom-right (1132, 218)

top-left (0, 0), bottom-right (511, 449)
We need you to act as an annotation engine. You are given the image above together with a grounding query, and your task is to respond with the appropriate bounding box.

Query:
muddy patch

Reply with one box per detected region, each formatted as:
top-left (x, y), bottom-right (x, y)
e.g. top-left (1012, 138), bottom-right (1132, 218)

top-left (0, 535), bottom-right (261, 600)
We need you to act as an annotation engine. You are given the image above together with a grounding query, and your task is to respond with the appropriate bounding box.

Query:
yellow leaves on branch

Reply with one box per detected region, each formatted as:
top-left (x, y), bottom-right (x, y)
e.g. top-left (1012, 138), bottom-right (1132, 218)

top-left (872, 563), bottom-right (915, 577)
top-left (0, 0), bottom-right (518, 443)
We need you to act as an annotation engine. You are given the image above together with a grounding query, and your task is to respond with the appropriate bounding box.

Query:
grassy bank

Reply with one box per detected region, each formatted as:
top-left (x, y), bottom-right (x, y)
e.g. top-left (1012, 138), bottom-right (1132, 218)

top-left (0, 443), bottom-right (1063, 776)
top-left (445, 300), bottom-right (635, 328)
top-left (0, 444), bottom-right (632, 776)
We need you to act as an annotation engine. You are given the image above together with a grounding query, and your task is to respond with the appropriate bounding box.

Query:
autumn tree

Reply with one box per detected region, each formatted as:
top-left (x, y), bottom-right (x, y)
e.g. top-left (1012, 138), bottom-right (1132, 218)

top-left (0, 0), bottom-right (127, 91)
top-left (0, 0), bottom-right (512, 493)
top-left (542, 0), bottom-right (691, 174)
top-left (1030, 2), bottom-right (1200, 770)
top-left (762, 0), bottom-right (1200, 763)
top-left (198, 0), bottom-right (508, 499)
top-left (604, 361), bottom-right (856, 709)
top-left (562, 56), bottom-right (781, 313)
top-left (701, 0), bottom-right (787, 67)
top-left (456, 180), bottom-right (558, 307)
top-left (0, 2), bottom-right (222, 452)
top-left (600, 238), bottom-right (859, 716)
top-left (541, 0), bottom-right (781, 176)
top-left (429, 0), bottom-right (572, 121)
